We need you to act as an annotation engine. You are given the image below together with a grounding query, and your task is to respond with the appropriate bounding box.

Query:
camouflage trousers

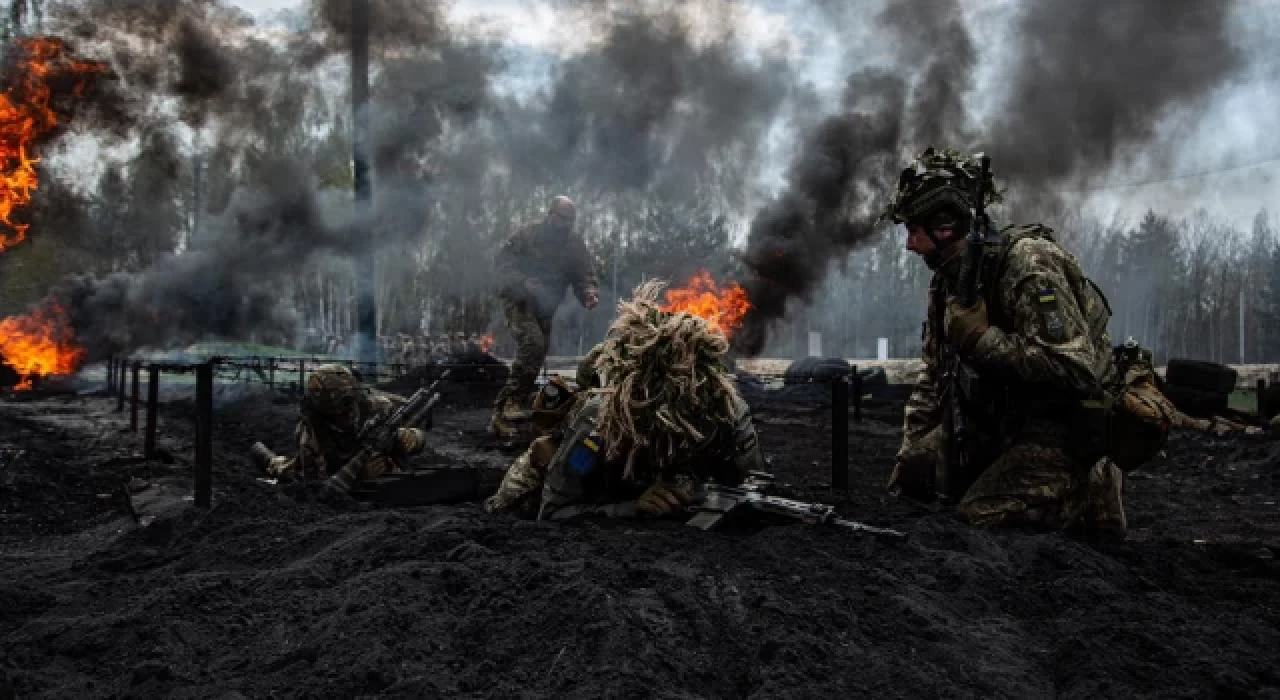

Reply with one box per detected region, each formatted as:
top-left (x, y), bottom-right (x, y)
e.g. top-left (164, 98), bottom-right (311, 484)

top-left (957, 439), bottom-right (1125, 532)
top-left (484, 435), bottom-right (559, 517)
top-left (495, 298), bottom-right (553, 410)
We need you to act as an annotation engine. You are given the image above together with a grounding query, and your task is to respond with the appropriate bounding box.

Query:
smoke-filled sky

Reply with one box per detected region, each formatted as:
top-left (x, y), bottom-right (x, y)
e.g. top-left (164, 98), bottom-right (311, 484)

top-left (16, 0), bottom-right (1280, 359)
top-left (228, 0), bottom-right (1280, 232)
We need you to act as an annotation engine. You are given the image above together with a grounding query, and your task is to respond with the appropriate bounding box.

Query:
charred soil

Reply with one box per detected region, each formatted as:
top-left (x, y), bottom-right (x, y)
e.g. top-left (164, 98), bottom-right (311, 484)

top-left (1, 387), bottom-right (1278, 698)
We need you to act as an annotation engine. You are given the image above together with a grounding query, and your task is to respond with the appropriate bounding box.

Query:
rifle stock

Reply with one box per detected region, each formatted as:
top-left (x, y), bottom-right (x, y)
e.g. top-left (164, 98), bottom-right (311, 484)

top-left (939, 155), bottom-right (991, 504)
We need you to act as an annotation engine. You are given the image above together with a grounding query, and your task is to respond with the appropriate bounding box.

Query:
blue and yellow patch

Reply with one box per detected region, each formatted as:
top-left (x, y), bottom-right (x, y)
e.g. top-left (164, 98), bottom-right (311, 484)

top-left (1037, 289), bottom-right (1057, 304)
top-left (567, 434), bottom-right (603, 475)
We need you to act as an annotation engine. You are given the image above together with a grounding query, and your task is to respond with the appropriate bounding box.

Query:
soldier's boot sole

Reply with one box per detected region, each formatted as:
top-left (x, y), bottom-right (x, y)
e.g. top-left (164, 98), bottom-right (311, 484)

top-left (489, 413), bottom-right (518, 439)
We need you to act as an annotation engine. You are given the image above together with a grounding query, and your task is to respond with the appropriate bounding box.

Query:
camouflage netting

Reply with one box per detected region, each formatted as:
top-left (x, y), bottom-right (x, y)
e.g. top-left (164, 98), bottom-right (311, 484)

top-left (590, 280), bottom-right (741, 478)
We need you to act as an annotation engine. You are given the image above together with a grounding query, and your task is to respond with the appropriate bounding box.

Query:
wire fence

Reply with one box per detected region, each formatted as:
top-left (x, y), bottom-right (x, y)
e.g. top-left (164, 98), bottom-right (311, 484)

top-left (93, 353), bottom-right (874, 510)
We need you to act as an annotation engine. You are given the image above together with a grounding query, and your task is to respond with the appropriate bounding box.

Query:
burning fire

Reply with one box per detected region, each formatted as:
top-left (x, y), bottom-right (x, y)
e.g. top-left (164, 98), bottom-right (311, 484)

top-left (0, 38), bottom-right (108, 386)
top-left (660, 270), bottom-right (751, 338)
top-left (0, 303), bottom-right (85, 389)
top-left (479, 334), bottom-right (495, 353)
top-left (0, 37), bottom-right (109, 249)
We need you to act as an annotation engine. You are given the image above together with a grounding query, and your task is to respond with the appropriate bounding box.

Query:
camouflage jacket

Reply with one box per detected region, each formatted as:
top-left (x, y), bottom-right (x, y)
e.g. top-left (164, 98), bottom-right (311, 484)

top-left (494, 221), bottom-right (598, 317)
top-left (277, 390), bottom-right (426, 482)
top-left (538, 392), bottom-right (765, 519)
top-left (901, 224), bottom-right (1114, 455)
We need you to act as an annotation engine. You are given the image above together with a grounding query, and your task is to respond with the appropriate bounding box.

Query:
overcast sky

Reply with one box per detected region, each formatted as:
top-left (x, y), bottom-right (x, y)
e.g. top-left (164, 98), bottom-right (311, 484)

top-left (219, 0), bottom-right (1280, 233)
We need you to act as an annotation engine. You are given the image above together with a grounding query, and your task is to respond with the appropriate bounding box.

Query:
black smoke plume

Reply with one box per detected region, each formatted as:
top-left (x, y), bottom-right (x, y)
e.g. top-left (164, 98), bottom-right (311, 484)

top-left (736, 0), bottom-right (1246, 355)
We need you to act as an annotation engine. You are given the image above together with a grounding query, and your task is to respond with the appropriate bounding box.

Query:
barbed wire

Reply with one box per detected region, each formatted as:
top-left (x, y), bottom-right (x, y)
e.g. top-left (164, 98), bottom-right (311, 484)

top-left (1058, 153), bottom-right (1280, 193)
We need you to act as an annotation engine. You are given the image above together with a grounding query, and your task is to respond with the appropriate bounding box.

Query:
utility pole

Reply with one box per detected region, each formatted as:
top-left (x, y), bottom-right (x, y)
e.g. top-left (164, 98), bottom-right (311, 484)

top-left (1239, 287), bottom-right (1246, 364)
top-left (351, 0), bottom-right (377, 365)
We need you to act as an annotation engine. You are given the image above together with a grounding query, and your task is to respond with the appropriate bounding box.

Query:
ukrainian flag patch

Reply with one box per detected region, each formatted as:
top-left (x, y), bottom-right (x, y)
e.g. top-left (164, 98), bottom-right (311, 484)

top-left (1037, 290), bottom-right (1057, 304)
top-left (567, 434), bottom-right (603, 475)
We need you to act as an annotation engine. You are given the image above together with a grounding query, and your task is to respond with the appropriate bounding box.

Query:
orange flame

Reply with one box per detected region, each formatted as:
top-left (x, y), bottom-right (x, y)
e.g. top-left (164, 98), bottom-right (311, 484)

top-left (0, 38), bottom-right (106, 387)
top-left (479, 334), bottom-right (495, 353)
top-left (659, 270), bottom-right (751, 338)
top-left (0, 303), bottom-right (85, 389)
top-left (0, 37), bottom-right (109, 249)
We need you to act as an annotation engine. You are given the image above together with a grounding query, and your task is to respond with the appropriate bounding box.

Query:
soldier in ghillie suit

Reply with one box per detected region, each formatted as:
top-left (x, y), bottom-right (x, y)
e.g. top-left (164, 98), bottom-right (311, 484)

top-left (484, 281), bottom-right (764, 520)
top-left (884, 147), bottom-right (1131, 537)
top-left (490, 195), bottom-right (599, 437)
top-left (251, 364), bottom-right (426, 488)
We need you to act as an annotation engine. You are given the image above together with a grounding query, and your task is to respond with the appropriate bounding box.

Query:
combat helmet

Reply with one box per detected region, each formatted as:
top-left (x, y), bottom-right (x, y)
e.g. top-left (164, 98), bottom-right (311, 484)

top-left (531, 374), bottom-right (577, 435)
top-left (303, 364), bottom-right (363, 418)
top-left (881, 147), bottom-right (1001, 226)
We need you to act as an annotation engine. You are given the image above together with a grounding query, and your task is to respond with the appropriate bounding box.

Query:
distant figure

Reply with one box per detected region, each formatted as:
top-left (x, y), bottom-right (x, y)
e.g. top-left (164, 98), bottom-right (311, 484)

top-left (490, 195), bottom-right (599, 437)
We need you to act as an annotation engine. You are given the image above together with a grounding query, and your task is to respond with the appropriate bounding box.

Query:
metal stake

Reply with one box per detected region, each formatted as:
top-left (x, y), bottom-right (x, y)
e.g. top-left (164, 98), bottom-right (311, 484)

top-left (194, 362), bottom-right (214, 507)
top-left (144, 365), bottom-right (159, 458)
top-left (831, 375), bottom-right (849, 493)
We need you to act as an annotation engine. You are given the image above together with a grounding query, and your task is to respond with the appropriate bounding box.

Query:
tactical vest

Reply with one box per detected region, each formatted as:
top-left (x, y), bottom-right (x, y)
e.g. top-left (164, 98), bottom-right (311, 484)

top-left (935, 224), bottom-right (1115, 454)
top-left (971, 223), bottom-right (1113, 339)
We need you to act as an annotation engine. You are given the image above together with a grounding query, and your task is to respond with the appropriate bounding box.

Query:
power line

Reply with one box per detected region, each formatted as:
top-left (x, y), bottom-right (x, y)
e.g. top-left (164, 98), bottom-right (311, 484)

top-left (1058, 153), bottom-right (1280, 193)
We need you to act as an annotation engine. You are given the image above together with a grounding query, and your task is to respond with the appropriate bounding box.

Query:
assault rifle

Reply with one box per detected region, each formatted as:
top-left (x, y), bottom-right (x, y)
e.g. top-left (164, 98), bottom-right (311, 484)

top-left (938, 154), bottom-right (991, 504)
top-left (327, 371), bottom-right (450, 493)
top-left (686, 472), bottom-right (907, 541)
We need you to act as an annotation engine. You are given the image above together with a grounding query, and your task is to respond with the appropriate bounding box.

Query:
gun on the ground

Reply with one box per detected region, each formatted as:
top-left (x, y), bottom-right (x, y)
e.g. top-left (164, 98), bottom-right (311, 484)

top-left (327, 371), bottom-right (450, 493)
top-left (938, 154), bottom-right (991, 504)
top-left (686, 472), bottom-right (907, 541)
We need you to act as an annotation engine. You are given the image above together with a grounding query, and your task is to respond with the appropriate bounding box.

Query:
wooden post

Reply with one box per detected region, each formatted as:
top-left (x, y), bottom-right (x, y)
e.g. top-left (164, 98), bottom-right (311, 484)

top-left (831, 375), bottom-right (849, 493)
top-left (130, 362), bottom-right (140, 432)
top-left (852, 365), bottom-right (863, 423)
top-left (144, 365), bottom-right (159, 458)
top-left (298, 359), bottom-right (307, 394)
top-left (194, 362), bottom-right (214, 507)
top-left (116, 360), bottom-right (127, 412)
top-left (106, 356), bottom-right (115, 391)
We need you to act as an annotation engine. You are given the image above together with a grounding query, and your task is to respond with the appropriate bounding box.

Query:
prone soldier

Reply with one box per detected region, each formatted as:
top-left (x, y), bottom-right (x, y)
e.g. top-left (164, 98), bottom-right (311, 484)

top-left (251, 364), bottom-right (426, 488)
top-left (484, 281), bottom-right (763, 520)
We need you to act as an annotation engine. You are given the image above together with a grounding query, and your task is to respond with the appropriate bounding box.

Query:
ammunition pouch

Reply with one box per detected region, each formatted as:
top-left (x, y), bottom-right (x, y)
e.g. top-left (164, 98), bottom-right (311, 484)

top-left (1065, 395), bottom-right (1112, 467)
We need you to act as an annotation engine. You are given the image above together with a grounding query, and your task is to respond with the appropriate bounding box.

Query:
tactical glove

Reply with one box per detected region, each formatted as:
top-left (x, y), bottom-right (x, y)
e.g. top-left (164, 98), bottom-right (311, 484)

top-left (944, 296), bottom-right (990, 354)
top-left (636, 476), bottom-right (695, 515)
top-left (396, 427), bottom-right (426, 454)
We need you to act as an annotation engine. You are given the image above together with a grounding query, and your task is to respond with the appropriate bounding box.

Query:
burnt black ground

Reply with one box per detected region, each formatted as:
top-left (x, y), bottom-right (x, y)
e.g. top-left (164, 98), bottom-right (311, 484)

top-left (1, 384), bottom-right (1278, 699)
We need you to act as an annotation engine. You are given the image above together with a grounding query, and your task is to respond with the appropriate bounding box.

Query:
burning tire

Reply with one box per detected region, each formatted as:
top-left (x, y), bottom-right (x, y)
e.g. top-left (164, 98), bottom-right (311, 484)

top-left (0, 357), bottom-right (19, 389)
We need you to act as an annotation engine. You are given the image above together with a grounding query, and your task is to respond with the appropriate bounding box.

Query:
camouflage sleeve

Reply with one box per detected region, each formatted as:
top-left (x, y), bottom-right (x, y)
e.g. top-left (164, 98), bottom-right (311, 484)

top-left (967, 238), bottom-right (1105, 393)
top-left (295, 419), bottom-right (328, 479)
top-left (901, 301), bottom-right (943, 454)
top-left (728, 394), bottom-right (765, 479)
top-left (567, 235), bottom-right (598, 304)
top-left (493, 228), bottom-right (530, 297)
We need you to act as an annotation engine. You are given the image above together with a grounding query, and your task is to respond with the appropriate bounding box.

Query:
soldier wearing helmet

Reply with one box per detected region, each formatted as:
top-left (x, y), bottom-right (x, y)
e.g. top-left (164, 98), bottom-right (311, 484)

top-left (885, 147), bottom-right (1126, 537)
top-left (251, 364), bottom-right (426, 484)
top-left (490, 195), bottom-right (600, 438)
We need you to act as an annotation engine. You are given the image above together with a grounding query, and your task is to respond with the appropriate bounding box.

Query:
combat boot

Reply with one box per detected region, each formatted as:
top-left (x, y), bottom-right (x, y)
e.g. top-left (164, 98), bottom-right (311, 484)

top-left (489, 398), bottom-right (519, 438)
top-left (250, 442), bottom-right (277, 471)
top-left (1085, 460), bottom-right (1127, 540)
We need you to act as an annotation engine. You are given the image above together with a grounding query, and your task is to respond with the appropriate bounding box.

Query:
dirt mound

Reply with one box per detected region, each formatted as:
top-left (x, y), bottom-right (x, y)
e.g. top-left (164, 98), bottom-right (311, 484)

top-left (1, 391), bottom-right (1278, 698)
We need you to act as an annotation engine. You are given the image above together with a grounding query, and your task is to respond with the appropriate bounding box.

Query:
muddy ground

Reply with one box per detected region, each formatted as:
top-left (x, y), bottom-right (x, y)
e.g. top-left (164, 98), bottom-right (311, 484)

top-left (1, 380), bottom-right (1278, 699)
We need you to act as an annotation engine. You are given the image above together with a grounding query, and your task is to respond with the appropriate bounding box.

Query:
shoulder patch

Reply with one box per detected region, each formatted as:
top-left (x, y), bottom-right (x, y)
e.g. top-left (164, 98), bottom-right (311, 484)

top-left (1033, 287), bottom-right (1067, 341)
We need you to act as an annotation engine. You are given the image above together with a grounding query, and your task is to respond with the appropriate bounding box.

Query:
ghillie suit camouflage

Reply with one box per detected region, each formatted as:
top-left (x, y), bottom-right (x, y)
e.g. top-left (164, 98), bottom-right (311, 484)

top-left (484, 281), bottom-right (763, 519)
